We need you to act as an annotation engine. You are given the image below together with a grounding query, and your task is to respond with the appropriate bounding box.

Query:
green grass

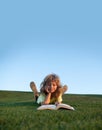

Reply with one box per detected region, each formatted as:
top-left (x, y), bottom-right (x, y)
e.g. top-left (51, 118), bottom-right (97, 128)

top-left (0, 91), bottom-right (102, 130)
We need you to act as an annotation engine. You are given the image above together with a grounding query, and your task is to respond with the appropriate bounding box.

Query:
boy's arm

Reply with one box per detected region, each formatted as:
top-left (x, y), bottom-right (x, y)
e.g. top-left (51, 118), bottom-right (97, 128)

top-left (41, 93), bottom-right (51, 105)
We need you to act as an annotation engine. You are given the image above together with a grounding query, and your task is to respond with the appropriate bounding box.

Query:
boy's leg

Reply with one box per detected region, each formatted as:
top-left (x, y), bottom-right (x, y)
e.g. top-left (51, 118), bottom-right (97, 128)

top-left (30, 81), bottom-right (39, 102)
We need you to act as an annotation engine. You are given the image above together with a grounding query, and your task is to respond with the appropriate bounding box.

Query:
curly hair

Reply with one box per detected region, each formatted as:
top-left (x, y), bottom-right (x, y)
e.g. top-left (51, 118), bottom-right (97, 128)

top-left (40, 73), bottom-right (63, 99)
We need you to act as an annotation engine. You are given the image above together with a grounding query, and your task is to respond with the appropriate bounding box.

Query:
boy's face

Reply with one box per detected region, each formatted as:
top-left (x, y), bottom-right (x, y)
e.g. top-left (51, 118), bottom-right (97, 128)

top-left (46, 81), bottom-right (57, 93)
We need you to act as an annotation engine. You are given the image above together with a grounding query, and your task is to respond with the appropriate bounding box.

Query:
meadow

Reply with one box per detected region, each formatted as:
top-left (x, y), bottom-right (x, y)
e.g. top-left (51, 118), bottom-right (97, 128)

top-left (0, 90), bottom-right (102, 130)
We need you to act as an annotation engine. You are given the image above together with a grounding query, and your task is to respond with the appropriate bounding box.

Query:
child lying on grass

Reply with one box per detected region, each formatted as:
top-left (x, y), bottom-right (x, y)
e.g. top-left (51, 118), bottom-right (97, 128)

top-left (30, 73), bottom-right (68, 105)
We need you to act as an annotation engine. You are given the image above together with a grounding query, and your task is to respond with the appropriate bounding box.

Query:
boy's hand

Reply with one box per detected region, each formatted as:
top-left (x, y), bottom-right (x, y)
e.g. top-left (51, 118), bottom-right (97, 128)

top-left (55, 102), bottom-right (60, 106)
top-left (45, 86), bottom-right (51, 93)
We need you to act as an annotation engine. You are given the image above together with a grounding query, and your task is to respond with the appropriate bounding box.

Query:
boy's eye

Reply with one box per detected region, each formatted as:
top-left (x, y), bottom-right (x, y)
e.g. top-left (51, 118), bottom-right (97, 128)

top-left (52, 83), bottom-right (56, 86)
top-left (47, 82), bottom-right (56, 87)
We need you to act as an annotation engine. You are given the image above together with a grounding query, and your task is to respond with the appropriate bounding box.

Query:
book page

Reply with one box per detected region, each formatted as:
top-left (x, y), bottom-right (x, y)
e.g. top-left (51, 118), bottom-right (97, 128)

top-left (37, 104), bottom-right (57, 110)
top-left (57, 103), bottom-right (75, 110)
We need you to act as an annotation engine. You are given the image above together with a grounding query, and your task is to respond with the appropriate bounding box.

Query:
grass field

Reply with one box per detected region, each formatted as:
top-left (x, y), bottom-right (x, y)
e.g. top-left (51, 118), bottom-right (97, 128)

top-left (0, 90), bottom-right (102, 130)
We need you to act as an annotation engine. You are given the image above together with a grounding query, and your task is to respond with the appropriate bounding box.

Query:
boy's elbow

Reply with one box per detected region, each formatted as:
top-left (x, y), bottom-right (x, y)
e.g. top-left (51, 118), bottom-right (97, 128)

top-left (42, 101), bottom-right (50, 105)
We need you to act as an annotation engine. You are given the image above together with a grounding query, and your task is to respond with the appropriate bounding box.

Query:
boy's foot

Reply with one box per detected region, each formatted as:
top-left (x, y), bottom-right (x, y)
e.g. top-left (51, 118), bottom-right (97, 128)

top-left (62, 85), bottom-right (68, 93)
top-left (30, 81), bottom-right (39, 101)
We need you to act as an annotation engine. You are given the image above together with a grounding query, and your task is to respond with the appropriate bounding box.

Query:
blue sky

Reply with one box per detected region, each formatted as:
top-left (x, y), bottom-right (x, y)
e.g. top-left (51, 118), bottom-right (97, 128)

top-left (0, 0), bottom-right (102, 94)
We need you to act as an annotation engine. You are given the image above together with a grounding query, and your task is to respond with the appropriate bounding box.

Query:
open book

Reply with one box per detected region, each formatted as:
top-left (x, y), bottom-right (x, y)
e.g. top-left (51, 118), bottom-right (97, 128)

top-left (37, 103), bottom-right (75, 110)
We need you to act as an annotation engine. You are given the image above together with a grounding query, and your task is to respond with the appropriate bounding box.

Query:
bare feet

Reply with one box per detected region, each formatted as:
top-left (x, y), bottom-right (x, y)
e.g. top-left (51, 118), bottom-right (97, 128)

top-left (30, 81), bottom-right (39, 101)
top-left (62, 85), bottom-right (68, 93)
